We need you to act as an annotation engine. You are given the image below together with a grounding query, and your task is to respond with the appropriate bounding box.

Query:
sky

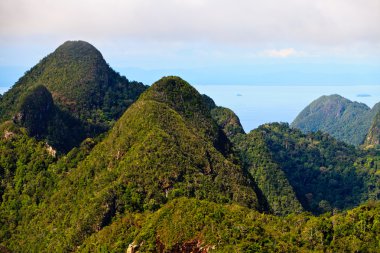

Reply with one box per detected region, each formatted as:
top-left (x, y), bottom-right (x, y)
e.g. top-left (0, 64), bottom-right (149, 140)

top-left (0, 0), bottom-right (379, 87)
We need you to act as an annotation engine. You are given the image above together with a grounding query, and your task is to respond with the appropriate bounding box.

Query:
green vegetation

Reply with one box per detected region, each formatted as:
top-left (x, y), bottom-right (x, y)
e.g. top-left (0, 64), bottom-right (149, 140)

top-left (0, 41), bottom-right (147, 152)
top-left (234, 128), bottom-right (304, 216)
top-left (0, 77), bottom-right (261, 251)
top-left (81, 198), bottom-right (380, 252)
top-left (211, 106), bottom-right (245, 139)
top-left (0, 124), bottom-right (57, 242)
top-left (242, 123), bottom-right (379, 214)
top-left (209, 106), bottom-right (379, 215)
top-left (210, 108), bottom-right (304, 216)
top-left (365, 112), bottom-right (380, 148)
top-left (13, 85), bottom-right (86, 152)
top-left (291, 94), bottom-right (380, 146)
top-left (0, 46), bottom-right (379, 252)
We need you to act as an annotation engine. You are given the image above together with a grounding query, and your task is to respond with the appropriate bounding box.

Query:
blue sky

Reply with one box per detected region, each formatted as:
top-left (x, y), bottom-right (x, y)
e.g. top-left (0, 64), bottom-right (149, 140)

top-left (1, 0), bottom-right (379, 88)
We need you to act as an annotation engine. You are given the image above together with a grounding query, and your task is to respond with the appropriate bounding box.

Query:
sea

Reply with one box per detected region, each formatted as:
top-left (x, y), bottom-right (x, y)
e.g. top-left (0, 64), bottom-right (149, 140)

top-left (194, 85), bottom-right (380, 133)
top-left (1, 85), bottom-right (379, 133)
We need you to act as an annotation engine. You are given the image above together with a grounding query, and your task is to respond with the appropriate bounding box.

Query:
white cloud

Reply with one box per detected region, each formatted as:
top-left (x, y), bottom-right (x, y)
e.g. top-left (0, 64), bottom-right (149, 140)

top-left (0, 0), bottom-right (379, 70)
top-left (0, 0), bottom-right (379, 48)
top-left (260, 48), bottom-right (301, 58)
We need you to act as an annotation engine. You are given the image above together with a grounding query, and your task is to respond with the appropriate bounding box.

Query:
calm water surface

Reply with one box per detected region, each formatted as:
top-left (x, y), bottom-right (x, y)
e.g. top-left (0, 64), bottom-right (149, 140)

top-left (194, 85), bottom-right (380, 132)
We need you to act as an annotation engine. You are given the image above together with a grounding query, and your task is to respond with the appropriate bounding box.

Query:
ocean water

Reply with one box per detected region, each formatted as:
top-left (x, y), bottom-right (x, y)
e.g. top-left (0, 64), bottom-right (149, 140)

top-left (194, 85), bottom-right (380, 133)
top-left (1, 85), bottom-right (379, 133)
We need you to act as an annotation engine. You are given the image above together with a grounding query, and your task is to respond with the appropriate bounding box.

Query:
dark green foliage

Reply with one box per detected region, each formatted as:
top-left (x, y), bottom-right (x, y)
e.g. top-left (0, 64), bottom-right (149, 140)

top-left (201, 94), bottom-right (217, 110)
top-left (141, 77), bottom-right (219, 142)
top-left (251, 123), bottom-right (379, 214)
top-left (354, 152), bottom-right (380, 201)
top-left (1, 74), bottom-right (379, 252)
top-left (0, 40), bottom-right (147, 152)
top-left (209, 107), bottom-right (303, 215)
top-left (291, 94), bottom-right (379, 146)
top-left (210, 105), bottom-right (378, 215)
top-left (1, 77), bottom-right (260, 251)
top-left (234, 129), bottom-right (304, 215)
top-left (365, 112), bottom-right (380, 148)
top-left (115, 198), bottom-right (380, 252)
top-left (211, 106), bottom-right (245, 139)
top-left (15, 85), bottom-right (55, 137)
top-left (79, 213), bottom-right (145, 252)
top-left (0, 124), bottom-right (57, 243)
top-left (141, 76), bottom-right (233, 155)
top-left (13, 85), bottom-right (87, 152)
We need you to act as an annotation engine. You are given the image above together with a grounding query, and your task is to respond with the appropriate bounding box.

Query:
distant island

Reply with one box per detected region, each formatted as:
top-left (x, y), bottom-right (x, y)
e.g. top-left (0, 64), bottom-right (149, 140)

top-left (357, 94), bottom-right (371, 97)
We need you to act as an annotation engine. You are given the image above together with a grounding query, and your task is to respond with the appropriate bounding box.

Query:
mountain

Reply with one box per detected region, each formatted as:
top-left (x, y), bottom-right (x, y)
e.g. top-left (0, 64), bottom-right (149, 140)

top-left (246, 123), bottom-right (379, 214)
top-left (209, 107), bottom-right (304, 215)
top-left (215, 117), bottom-right (378, 215)
top-left (291, 94), bottom-right (380, 146)
top-left (0, 74), bottom-right (379, 252)
top-left (0, 41), bottom-right (147, 152)
top-left (210, 104), bottom-right (379, 214)
top-left (0, 76), bottom-right (263, 251)
top-left (211, 106), bottom-right (379, 215)
top-left (234, 127), bottom-right (304, 215)
top-left (10, 85), bottom-right (86, 151)
top-left (365, 112), bottom-right (380, 148)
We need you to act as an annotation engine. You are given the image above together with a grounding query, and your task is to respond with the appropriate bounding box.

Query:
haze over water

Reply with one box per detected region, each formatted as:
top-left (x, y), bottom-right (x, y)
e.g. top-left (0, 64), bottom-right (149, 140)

top-left (195, 84), bottom-right (380, 132)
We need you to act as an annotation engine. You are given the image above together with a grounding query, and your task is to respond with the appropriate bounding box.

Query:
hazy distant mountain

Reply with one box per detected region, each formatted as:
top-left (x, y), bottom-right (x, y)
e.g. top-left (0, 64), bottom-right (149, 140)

top-left (0, 41), bottom-right (147, 151)
top-left (291, 94), bottom-right (380, 146)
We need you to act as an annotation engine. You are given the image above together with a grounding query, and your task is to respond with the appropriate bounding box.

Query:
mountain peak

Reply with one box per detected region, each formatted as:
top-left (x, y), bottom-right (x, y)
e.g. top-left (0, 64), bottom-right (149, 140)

top-left (0, 41), bottom-right (147, 152)
top-left (53, 40), bottom-right (103, 62)
top-left (291, 94), bottom-right (373, 145)
top-left (141, 76), bottom-right (231, 154)
top-left (141, 76), bottom-right (206, 113)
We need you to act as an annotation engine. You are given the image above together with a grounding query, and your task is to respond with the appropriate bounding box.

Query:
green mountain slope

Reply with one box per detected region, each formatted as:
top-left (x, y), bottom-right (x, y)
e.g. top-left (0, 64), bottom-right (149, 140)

top-left (211, 106), bottom-right (245, 139)
top-left (235, 129), bottom-right (304, 215)
top-left (209, 107), bottom-right (303, 215)
top-left (211, 109), bottom-right (379, 215)
top-left (210, 106), bottom-right (303, 215)
top-left (81, 198), bottom-right (380, 252)
top-left (291, 95), bottom-right (379, 146)
top-left (365, 112), bottom-right (380, 148)
top-left (0, 75), bottom-right (379, 252)
top-left (253, 123), bottom-right (379, 213)
top-left (0, 123), bottom-right (58, 241)
top-left (0, 41), bottom-right (147, 151)
top-left (12, 85), bottom-right (86, 152)
top-left (1, 77), bottom-right (261, 251)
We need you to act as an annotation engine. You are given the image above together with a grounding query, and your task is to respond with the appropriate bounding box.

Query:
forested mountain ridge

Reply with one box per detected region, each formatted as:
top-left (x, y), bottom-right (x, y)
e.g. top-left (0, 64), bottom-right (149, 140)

top-left (291, 94), bottom-right (380, 146)
top-left (1, 78), bottom-right (379, 251)
top-left (0, 41), bottom-right (147, 152)
top-left (210, 105), bottom-right (379, 215)
top-left (0, 42), bottom-right (379, 252)
top-left (243, 123), bottom-right (379, 214)
top-left (0, 76), bottom-right (263, 251)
